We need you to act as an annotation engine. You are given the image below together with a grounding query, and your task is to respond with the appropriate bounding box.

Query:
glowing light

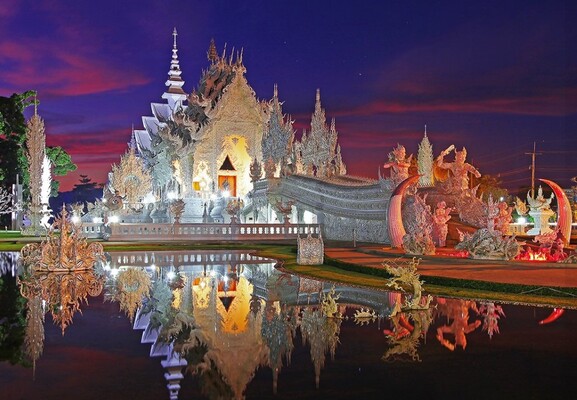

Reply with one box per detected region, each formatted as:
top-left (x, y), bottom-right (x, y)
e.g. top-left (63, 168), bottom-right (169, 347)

top-left (166, 271), bottom-right (176, 280)
top-left (110, 268), bottom-right (119, 277)
top-left (71, 215), bottom-right (81, 224)
top-left (167, 191), bottom-right (178, 200)
top-left (143, 192), bottom-right (156, 204)
top-left (92, 217), bottom-right (102, 224)
top-left (109, 215), bottom-right (119, 224)
top-left (222, 190), bottom-right (230, 198)
top-left (517, 217), bottom-right (527, 225)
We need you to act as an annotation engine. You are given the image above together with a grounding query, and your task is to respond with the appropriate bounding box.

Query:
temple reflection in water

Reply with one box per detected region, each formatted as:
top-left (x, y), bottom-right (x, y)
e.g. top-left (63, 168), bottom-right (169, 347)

top-left (2, 250), bottom-right (577, 400)
top-left (106, 250), bottom-right (396, 399)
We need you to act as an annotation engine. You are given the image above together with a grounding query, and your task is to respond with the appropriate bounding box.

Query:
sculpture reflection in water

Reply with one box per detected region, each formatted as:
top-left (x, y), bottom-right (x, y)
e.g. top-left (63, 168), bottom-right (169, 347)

top-left (17, 207), bottom-right (106, 374)
top-left (435, 298), bottom-right (482, 351)
top-left (99, 251), bottom-right (511, 400)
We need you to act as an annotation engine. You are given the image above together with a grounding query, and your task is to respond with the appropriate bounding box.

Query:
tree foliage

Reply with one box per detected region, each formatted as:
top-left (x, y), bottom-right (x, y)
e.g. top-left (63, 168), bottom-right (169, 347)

top-left (0, 91), bottom-right (76, 197)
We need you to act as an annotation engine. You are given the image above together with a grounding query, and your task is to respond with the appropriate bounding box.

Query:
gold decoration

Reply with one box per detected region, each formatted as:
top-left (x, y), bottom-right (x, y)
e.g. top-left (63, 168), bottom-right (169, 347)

top-left (19, 269), bottom-right (105, 335)
top-left (113, 268), bottom-right (152, 322)
top-left (382, 308), bottom-right (432, 362)
top-left (109, 147), bottom-right (153, 205)
top-left (383, 257), bottom-right (432, 310)
top-left (24, 296), bottom-right (45, 377)
top-left (20, 207), bottom-right (105, 272)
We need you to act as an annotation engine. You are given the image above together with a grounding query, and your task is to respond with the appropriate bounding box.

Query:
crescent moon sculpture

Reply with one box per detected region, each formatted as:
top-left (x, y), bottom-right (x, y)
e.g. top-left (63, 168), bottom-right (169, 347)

top-left (387, 175), bottom-right (420, 248)
top-left (539, 178), bottom-right (572, 246)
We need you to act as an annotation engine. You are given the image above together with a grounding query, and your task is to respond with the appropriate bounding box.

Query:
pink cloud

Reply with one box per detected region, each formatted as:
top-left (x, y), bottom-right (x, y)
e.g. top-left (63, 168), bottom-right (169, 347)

top-left (0, 38), bottom-right (151, 96)
top-left (332, 87), bottom-right (577, 118)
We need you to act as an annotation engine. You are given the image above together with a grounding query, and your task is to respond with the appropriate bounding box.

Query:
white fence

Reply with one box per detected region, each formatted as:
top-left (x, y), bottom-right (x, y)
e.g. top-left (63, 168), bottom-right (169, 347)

top-left (97, 222), bottom-right (321, 241)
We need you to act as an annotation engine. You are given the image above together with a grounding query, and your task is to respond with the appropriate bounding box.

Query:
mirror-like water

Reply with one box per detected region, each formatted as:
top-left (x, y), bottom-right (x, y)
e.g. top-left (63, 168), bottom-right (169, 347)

top-left (1, 250), bottom-right (577, 400)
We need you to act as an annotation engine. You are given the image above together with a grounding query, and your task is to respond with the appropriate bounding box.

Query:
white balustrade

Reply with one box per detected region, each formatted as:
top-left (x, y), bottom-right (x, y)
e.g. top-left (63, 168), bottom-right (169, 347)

top-left (106, 222), bottom-right (320, 241)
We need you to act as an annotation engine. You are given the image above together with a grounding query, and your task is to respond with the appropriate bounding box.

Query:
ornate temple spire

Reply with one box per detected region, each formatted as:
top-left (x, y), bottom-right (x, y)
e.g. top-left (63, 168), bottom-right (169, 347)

top-left (418, 125), bottom-right (434, 187)
top-left (162, 27), bottom-right (187, 110)
top-left (207, 38), bottom-right (218, 64)
top-left (128, 124), bottom-right (137, 151)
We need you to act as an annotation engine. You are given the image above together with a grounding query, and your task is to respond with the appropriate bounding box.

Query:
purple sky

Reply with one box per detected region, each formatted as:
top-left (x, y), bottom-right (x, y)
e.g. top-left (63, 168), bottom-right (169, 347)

top-left (1, 0), bottom-right (575, 193)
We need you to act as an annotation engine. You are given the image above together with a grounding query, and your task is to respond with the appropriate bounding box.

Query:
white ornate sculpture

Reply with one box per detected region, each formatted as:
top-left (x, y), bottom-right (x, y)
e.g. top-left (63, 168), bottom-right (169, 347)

top-left (109, 147), bottom-right (153, 206)
top-left (383, 144), bottom-right (413, 186)
top-left (526, 185), bottom-right (555, 236)
top-left (402, 193), bottom-right (435, 255)
top-left (455, 228), bottom-right (520, 260)
top-left (23, 105), bottom-right (50, 236)
top-left (432, 201), bottom-right (452, 247)
top-left (436, 145), bottom-right (481, 194)
top-left (296, 90), bottom-right (346, 178)
top-left (297, 232), bottom-right (324, 265)
top-left (261, 85), bottom-right (294, 177)
top-left (417, 127), bottom-right (434, 187)
top-left (494, 200), bottom-right (513, 235)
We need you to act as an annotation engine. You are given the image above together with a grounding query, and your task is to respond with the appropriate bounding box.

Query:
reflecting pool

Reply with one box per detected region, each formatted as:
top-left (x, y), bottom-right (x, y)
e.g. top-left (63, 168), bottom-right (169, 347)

top-left (1, 250), bottom-right (577, 400)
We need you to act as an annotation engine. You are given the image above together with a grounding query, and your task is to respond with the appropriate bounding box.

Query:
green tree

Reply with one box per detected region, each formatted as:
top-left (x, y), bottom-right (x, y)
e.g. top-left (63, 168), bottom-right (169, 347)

top-left (46, 146), bottom-right (77, 195)
top-left (0, 90), bottom-right (76, 199)
top-left (471, 173), bottom-right (509, 202)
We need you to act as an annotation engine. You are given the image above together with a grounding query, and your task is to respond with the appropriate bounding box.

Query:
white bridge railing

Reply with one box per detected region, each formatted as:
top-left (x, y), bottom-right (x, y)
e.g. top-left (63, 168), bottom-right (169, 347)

top-left (95, 222), bottom-right (321, 241)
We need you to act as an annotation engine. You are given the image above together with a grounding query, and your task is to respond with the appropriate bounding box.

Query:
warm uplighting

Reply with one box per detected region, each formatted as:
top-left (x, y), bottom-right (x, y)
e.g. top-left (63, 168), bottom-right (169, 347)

top-left (143, 192), bottom-right (156, 204)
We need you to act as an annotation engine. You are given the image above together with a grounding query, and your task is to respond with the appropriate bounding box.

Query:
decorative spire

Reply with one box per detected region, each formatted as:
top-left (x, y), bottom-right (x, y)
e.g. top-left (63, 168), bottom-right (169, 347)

top-left (207, 38), bottom-right (218, 64)
top-left (128, 124), bottom-right (137, 151)
top-left (273, 84), bottom-right (278, 99)
top-left (162, 28), bottom-right (187, 109)
top-left (163, 28), bottom-right (186, 96)
top-left (418, 125), bottom-right (434, 187)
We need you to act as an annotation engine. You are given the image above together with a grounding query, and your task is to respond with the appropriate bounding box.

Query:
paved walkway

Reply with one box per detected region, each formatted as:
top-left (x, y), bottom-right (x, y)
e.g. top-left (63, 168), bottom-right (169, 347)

top-left (324, 245), bottom-right (577, 289)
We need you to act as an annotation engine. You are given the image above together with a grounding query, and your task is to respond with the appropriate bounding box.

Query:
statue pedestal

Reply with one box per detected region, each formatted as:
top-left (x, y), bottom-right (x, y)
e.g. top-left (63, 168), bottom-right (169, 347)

top-left (180, 197), bottom-right (204, 223)
top-left (527, 209), bottom-right (555, 235)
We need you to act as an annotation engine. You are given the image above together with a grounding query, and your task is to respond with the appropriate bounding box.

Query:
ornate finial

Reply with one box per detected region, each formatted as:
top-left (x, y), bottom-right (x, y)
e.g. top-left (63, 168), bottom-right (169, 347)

top-left (162, 27), bottom-right (186, 102)
top-left (273, 84), bottom-right (278, 99)
top-left (316, 88), bottom-right (321, 103)
top-left (207, 38), bottom-right (218, 63)
top-left (424, 124), bottom-right (427, 136)
top-left (34, 94), bottom-right (38, 116)
top-left (128, 124), bottom-right (137, 150)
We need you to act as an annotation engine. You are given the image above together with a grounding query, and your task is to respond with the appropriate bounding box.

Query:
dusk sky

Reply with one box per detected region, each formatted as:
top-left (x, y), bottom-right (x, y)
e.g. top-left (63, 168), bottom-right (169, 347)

top-left (1, 0), bottom-right (575, 194)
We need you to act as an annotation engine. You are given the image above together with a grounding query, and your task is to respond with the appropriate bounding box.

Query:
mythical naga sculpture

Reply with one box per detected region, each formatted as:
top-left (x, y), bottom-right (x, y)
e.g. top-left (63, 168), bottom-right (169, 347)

top-left (456, 228), bottom-right (520, 260)
top-left (383, 257), bottom-right (432, 310)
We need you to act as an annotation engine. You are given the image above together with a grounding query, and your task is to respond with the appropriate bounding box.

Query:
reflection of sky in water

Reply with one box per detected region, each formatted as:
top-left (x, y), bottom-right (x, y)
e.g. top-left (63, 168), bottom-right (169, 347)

top-left (1, 250), bottom-right (577, 399)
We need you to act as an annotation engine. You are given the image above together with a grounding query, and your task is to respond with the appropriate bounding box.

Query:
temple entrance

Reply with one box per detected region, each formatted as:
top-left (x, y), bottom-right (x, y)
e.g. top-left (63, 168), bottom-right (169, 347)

top-left (218, 155), bottom-right (237, 196)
